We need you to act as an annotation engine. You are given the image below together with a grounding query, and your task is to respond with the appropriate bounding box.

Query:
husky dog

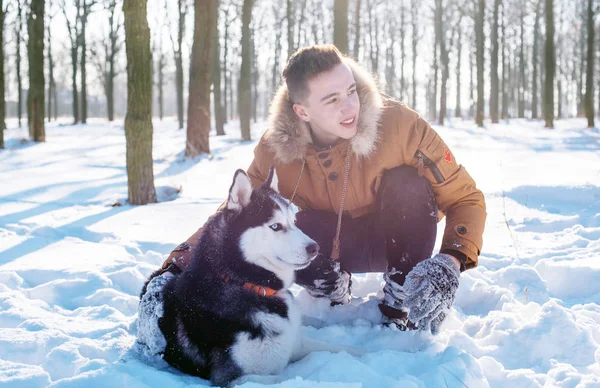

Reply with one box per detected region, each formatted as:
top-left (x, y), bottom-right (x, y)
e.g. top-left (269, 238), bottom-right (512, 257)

top-left (139, 168), bottom-right (359, 386)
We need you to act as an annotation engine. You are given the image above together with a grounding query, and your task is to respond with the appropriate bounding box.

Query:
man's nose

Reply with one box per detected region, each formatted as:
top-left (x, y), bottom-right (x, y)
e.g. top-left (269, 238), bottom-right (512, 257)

top-left (341, 97), bottom-right (356, 114)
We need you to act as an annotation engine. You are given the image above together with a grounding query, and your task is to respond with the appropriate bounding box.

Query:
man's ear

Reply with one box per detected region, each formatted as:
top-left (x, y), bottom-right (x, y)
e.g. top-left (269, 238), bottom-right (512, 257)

top-left (292, 103), bottom-right (310, 122)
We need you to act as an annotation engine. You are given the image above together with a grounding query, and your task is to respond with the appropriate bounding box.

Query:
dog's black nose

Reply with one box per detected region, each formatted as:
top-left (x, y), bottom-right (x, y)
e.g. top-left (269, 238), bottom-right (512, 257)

top-left (306, 243), bottom-right (319, 257)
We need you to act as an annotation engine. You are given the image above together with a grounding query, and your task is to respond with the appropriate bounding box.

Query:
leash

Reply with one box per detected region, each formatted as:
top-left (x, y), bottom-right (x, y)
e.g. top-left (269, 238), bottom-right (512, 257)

top-left (288, 142), bottom-right (352, 261)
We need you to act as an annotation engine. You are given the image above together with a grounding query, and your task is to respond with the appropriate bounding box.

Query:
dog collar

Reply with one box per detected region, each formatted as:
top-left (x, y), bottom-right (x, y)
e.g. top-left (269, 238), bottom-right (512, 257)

top-left (219, 274), bottom-right (278, 297)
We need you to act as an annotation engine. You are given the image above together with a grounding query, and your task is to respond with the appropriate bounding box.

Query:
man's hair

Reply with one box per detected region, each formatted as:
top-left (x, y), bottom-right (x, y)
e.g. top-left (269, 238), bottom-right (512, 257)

top-left (282, 44), bottom-right (344, 104)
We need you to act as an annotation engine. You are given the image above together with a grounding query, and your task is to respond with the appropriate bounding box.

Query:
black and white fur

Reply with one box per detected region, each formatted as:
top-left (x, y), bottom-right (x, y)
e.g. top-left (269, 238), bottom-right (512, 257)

top-left (140, 168), bottom-right (360, 386)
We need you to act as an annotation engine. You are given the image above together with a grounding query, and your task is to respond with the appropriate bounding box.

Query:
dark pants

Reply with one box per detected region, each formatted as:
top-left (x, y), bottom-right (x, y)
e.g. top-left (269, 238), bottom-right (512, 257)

top-left (295, 166), bottom-right (438, 286)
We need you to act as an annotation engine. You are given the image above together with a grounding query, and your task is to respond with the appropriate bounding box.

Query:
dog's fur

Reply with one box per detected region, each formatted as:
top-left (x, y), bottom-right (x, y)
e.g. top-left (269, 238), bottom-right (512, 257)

top-left (139, 168), bottom-right (359, 386)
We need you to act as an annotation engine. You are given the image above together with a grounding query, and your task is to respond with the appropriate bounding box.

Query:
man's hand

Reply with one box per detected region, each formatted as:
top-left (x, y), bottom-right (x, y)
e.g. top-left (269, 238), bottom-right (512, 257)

top-left (402, 253), bottom-right (460, 334)
top-left (295, 255), bottom-right (352, 305)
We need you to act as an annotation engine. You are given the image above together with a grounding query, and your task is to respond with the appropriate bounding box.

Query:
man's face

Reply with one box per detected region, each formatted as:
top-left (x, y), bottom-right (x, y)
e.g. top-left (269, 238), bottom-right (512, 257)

top-left (292, 63), bottom-right (360, 147)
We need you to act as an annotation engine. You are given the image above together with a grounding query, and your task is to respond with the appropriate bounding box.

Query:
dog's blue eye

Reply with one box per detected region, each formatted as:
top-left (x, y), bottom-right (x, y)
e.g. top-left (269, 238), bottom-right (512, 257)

top-left (270, 223), bottom-right (282, 231)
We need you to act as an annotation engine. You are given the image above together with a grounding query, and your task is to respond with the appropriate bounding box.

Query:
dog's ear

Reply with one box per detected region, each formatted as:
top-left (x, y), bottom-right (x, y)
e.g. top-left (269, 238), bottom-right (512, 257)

top-left (227, 169), bottom-right (252, 211)
top-left (263, 166), bottom-right (279, 193)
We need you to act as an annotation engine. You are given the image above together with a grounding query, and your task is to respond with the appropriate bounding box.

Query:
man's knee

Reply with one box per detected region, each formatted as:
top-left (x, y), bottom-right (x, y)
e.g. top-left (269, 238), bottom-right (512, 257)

top-left (378, 166), bottom-right (437, 213)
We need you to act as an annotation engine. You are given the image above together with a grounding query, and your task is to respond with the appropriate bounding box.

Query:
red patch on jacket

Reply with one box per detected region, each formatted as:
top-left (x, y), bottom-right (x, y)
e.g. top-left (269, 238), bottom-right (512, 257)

top-left (444, 148), bottom-right (453, 164)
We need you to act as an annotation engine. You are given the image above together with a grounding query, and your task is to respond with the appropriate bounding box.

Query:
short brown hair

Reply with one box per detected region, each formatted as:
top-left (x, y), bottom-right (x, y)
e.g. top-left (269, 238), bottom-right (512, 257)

top-left (282, 44), bottom-right (344, 104)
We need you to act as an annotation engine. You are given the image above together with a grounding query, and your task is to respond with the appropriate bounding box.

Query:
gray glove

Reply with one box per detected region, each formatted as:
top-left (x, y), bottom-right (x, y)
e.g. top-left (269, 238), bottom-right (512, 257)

top-left (296, 255), bottom-right (352, 305)
top-left (402, 253), bottom-right (460, 334)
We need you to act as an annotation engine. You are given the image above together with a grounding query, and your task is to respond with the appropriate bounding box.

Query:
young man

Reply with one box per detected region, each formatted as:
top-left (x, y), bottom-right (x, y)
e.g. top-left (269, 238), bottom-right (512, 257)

top-left (144, 45), bottom-right (486, 337)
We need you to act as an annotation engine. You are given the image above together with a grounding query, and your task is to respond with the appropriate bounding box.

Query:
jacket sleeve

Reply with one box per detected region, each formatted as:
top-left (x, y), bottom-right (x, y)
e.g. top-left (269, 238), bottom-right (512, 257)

top-left (161, 139), bottom-right (272, 271)
top-left (405, 115), bottom-right (487, 270)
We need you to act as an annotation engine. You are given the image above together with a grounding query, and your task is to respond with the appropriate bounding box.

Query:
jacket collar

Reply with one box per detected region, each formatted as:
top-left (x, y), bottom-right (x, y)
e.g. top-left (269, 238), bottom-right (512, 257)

top-left (264, 58), bottom-right (384, 164)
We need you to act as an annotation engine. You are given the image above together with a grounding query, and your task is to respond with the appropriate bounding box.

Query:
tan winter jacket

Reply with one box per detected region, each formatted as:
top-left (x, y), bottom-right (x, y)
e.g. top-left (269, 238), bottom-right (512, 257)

top-left (162, 59), bottom-right (486, 272)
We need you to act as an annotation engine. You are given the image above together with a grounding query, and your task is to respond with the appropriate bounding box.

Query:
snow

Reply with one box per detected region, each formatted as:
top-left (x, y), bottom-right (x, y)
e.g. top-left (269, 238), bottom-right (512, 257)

top-left (1, 117), bottom-right (599, 387)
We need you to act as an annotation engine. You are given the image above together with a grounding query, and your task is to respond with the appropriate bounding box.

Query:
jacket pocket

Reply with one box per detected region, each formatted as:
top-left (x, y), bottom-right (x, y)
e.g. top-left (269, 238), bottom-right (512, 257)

top-left (415, 150), bottom-right (445, 184)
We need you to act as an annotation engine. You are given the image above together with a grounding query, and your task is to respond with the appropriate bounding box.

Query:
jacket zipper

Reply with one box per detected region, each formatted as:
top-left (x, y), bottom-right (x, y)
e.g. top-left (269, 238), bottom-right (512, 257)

top-left (415, 150), bottom-right (445, 184)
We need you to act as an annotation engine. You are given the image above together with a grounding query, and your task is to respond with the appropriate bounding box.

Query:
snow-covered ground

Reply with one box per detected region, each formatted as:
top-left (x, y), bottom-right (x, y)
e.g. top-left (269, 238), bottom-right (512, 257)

top-left (1, 116), bottom-right (599, 387)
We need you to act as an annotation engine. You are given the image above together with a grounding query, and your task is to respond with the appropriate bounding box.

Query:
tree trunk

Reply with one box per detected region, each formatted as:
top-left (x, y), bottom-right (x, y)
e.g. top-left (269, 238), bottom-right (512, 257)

top-left (107, 0), bottom-right (119, 122)
top-left (28, 0), bottom-right (45, 142)
top-left (456, 25), bottom-right (462, 118)
top-left (475, 0), bottom-right (485, 126)
top-left (0, 0), bottom-right (5, 148)
top-left (544, 0), bottom-right (555, 128)
top-left (399, 0), bottom-right (405, 100)
top-left (411, 0), bottom-right (418, 109)
top-left (212, 0), bottom-right (225, 135)
top-left (585, 0), bottom-right (594, 127)
top-left (432, 34), bottom-right (438, 121)
top-left (385, 1), bottom-right (395, 95)
top-left (577, 1), bottom-right (585, 117)
top-left (46, 16), bottom-right (53, 122)
top-left (531, 0), bottom-right (541, 119)
top-left (16, 0), bottom-right (23, 128)
top-left (251, 25), bottom-right (258, 123)
top-left (469, 38), bottom-right (475, 118)
top-left (223, 6), bottom-right (229, 123)
top-left (501, 2), bottom-right (508, 119)
top-left (186, 0), bottom-right (216, 157)
top-left (239, 0), bottom-right (253, 141)
top-left (490, 0), bottom-right (500, 123)
top-left (287, 0), bottom-right (294, 57)
top-left (518, 5), bottom-right (525, 118)
top-left (175, 0), bottom-right (185, 130)
top-left (352, 0), bottom-right (361, 59)
top-left (71, 46), bottom-right (79, 124)
top-left (81, 0), bottom-right (88, 124)
top-left (123, 0), bottom-right (156, 205)
top-left (272, 4), bottom-right (283, 93)
top-left (334, 0), bottom-right (349, 54)
top-left (158, 53), bottom-right (164, 120)
top-left (435, 0), bottom-right (447, 125)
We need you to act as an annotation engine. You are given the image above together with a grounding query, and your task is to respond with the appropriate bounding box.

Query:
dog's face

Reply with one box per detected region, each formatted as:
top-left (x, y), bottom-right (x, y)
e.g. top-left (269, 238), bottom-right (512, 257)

top-left (226, 168), bottom-right (319, 282)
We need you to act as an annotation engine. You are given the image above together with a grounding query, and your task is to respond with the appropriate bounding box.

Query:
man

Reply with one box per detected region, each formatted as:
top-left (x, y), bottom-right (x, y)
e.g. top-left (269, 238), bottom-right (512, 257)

top-left (145, 45), bottom-right (486, 336)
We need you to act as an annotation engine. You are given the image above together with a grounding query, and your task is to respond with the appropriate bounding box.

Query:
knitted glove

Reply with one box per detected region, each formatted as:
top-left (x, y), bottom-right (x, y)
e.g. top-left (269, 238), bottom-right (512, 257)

top-left (402, 253), bottom-right (460, 334)
top-left (295, 254), bottom-right (352, 305)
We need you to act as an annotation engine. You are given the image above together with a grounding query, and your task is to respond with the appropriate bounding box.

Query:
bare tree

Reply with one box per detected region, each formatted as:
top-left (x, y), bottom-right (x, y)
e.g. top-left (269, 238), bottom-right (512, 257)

top-left (15, 0), bottom-right (23, 127)
top-left (334, 0), bottom-right (349, 53)
top-left (0, 0), bottom-right (6, 148)
top-left (239, 0), bottom-right (254, 141)
top-left (80, 0), bottom-right (95, 124)
top-left (455, 18), bottom-right (463, 117)
top-left (123, 0), bottom-right (156, 205)
top-left (47, 1), bottom-right (56, 122)
top-left (169, 0), bottom-right (187, 130)
top-left (435, 0), bottom-right (450, 125)
top-left (531, 0), bottom-right (542, 119)
top-left (352, 0), bottom-right (361, 59)
top-left (286, 0), bottom-right (294, 57)
top-left (584, 0), bottom-right (595, 127)
top-left (222, 4), bottom-right (231, 122)
top-left (28, 0), bottom-right (45, 141)
top-left (212, 0), bottom-right (224, 135)
top-left (475, 0), bottom-right (485, 126)
top-left (62, 0), bottom-right (81, 124)
top-left (91, 0), bottom-right (121, 121)
top-left (399, 0), bottom-right (406, 100)
top-left (490, 0), bottom-right (500, 123)
top-left (517, 2), bottom-right (525, 118)
top-left (411, 0), bottom-right (420, 109)
top-left (186, 0), bottom-right (217, 157)
top-left (544, 0), bottom-right (555, 128)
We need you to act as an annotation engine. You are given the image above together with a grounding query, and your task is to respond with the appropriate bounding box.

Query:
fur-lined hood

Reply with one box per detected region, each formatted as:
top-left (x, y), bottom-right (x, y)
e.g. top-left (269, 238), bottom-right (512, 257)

top-left (264, 59), bottom-right (384, 164)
